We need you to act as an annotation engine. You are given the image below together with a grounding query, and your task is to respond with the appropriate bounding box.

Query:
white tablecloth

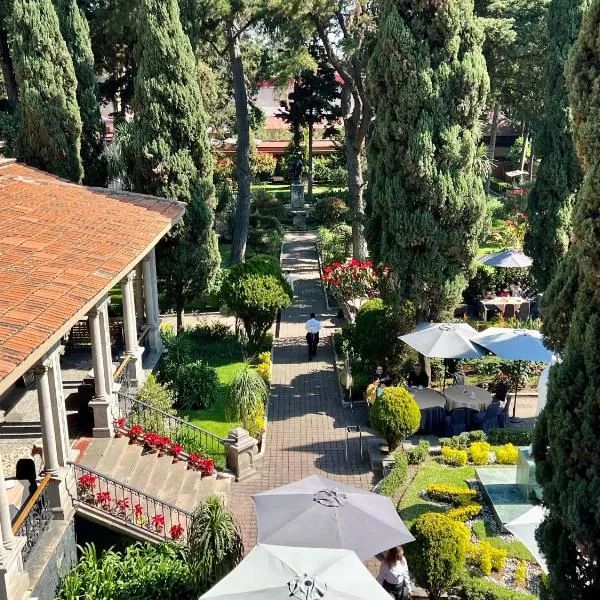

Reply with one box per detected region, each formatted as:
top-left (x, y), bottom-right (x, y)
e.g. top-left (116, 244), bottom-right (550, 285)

top-left (408, 388), bottom-right (447, 410)
top-left (444, 385), bottom-right (492, 412)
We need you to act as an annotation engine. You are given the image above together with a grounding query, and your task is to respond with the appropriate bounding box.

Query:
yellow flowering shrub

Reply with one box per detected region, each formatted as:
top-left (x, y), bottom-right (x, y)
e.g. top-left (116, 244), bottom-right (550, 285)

top-left (495, 443), bottom-right (519, 465)
top-left (469, 441), bottom-right (491, 465)
top-left (468, 541), bottom-right (507, 575)
top-left (446, 502), bottom-right (483, 521)
top-left (426, 484), bottom-right (478, 506)
top-left (514, 560), bottom-right (527, 587)
top-left (256, 352), bottom-right (272, 383)
top-left (442, 446), bottom-right (468, 467)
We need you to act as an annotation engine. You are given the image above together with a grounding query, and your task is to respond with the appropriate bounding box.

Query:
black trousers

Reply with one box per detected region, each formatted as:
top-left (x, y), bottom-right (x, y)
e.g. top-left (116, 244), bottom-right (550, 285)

top-left (306, 332), bottom-right (319, 358)
top-left (382, 580), bottom-right (406, 599)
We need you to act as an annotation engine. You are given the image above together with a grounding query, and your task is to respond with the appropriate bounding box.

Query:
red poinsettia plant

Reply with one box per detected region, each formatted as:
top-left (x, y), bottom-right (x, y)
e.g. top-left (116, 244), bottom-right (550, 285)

top-left (322, 259), bottom-right (384, 300)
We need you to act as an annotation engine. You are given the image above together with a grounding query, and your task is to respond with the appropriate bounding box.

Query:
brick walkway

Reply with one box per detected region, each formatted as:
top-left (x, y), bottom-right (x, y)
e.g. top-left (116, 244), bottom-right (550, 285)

top-left (227, 231), bottom-right (374, 550)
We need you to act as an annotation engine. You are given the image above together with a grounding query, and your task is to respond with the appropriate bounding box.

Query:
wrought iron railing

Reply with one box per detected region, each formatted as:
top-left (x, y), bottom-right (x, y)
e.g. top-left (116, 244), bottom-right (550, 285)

top-left (11, 473), bottom-right (53, 563)
top-left (117, 392), bottom-right (230, 468)
top-left (69, 462), bottom-right (191, 544)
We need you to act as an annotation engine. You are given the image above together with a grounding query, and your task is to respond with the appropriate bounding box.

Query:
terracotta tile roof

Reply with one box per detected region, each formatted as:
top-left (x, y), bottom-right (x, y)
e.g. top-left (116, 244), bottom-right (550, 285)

top-left (0, 160), bottom-right (185, 390)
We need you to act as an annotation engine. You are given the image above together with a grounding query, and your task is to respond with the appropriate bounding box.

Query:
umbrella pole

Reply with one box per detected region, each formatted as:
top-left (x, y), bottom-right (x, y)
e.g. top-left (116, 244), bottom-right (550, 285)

top-left (442, 361), bottom-right (447, 393)
top-left (510, 361), bottom-right (523, 423)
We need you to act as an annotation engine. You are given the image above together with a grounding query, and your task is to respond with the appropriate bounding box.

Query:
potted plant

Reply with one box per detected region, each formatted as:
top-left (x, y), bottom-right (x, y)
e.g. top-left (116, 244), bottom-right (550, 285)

top-left (112, 417), bottom-right (126, 437)
top-left (157, 436), bottom-right (171, 457)
top-left (170, 442), bottom-right (184, 463)
top-left (187, 453), bottom-right (201, 471)
top-left (143, 432), bottom-right (159, 453)
top-left (127, 425), bottom-right (143, 445)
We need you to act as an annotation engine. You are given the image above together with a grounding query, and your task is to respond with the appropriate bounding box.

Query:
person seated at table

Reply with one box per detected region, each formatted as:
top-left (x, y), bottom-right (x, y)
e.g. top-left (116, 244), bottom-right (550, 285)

top-left (509, 282), bottom-right (523, 298)
top-left (373, 365), bottom-right (392, 385)
top-left (407, 364), bottom-right (429, 388)
top-left (483, 288), bottom-right (496, 300)
top-left (498, 285), bottom-right (510, 298)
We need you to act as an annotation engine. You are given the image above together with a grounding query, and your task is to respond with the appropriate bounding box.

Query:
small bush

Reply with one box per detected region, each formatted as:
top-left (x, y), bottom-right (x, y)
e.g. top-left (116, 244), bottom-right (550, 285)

top-left (487, 429), bottom-right (533, 446)
top-left (316, 224), bottom-right (352, 264)
top-left (426, 484), bottom-right (478, 506)
top-left (406, 440), bottom-right (430, 465)
top-left (442, 446), bottom-right (468, 467)
top-left (250, 152), bottom-right (277, 182)
top-left (247, 402), bottom-right (265, 441)
top-left (370, 387), bottom-right (421, 451)
top-left (378, 451), bottom-right (409, 497)
top-left (468, 541), bottom-right (507, 575)
top-left (455, 575), bottom-right (538, 600)
top-left (172, 360), bottom-right (220, 410)
top-left (447, 503), bottom-right (483, 522)
top-left (314, 196), bottom-right (349, 224)
top-left (494, 443), bottom-right (519, 465)
top-left (252, 189), bottom-right (285, 219)
top-left (469, 441), bottom-right (491, 465)
top-left (226, 365), bottom-right (269, 431)
top-left (467, 430), bottom-right (486, 443)
top-left (408, 513), bottom-right (470, 600)
top-left (248, 214), bottom-right (284, 256)
top-left (514, 560), bottom-right (527, 587)
top-left (134, 375), bottom-right (176, 433)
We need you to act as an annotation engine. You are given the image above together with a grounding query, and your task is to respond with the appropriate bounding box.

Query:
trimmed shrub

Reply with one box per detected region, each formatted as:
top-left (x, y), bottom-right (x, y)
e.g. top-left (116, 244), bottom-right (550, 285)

top-left (378, 450), bottom-right (409, 497)
top-left (406, 440), bottom-right (430, 465)
top-left (494, 443), bottom-right (519, 465)
top-left (468, 430), bottom-right (486, 443)
top-left (248, 214), bottom-right (284, 256)
top-left (469, 441), bottom-right (491, 465)
top-left (468, 541), bottom-right (507, 575)
top-left (252, 188), bottom-right (285, 219)
top-left (250, 152), bottom-right (276, 182)
top-left (455, 575), bottom-right (538, 600)
top-left (314, 196), bottom-right (349, 224)
top-left (447, 503), bottom-right (483, 522)
top-left (440, 431), bottom-right (485, 450)
top-left (487, 429), bottom-right (533, 446)
top-left (408, 513), bottom-right (470, 600)
top-left (426, 484), bottom-right (478, 507)
top-left (172, 360), bottom-right (219, 410)
top-left (370, 386), bottom-right (421, 451)
top-left (442, 446), bottom-right (468, 467)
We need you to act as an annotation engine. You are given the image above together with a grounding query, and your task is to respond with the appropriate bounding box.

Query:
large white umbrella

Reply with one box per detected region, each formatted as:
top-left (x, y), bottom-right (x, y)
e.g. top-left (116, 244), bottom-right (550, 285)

top-left (252, 475), bottom-right (414, 560)
top-left (201, 544), bottom-right (392, 599)
top-left (479, 249), bottom-right (533, 268)
top-left (505, 506), bottom-right (548, 573)
top-left (400, 322), bottom-right (485, 360)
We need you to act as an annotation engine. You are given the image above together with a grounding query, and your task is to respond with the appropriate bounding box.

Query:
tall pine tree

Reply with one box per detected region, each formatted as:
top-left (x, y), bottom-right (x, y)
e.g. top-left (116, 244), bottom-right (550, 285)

top-left (367, 0), bottom-right (489, 319)
top-left (56, 0), bottom-right (106, 186)
top-left (533, 0), bottom-right (600, 596)
top-left (10, 0), bottom-right (83, 182)
top-left (127, 0), bottom-right (219, 331)
top-left (523, 0), bottom-right (586, 291)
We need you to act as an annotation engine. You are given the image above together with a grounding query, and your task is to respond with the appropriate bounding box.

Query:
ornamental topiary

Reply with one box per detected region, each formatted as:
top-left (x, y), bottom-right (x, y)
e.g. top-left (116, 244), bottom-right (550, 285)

top-left (442, 446), bottom-right (468, 467)
top-left (494, 443), bottom-right (519, 465)
top-left (407, 513), bottom-right (470, 600)
top-left (426, 484), bottom-right (478, 507)
top-left (370, 386), bottom-right (421, 451)
top-left (469, 441), bottom-right (491, 465)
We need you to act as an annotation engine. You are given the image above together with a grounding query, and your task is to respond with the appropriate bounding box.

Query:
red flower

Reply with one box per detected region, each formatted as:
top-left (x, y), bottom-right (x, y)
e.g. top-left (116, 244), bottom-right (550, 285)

top-left (170, 443), bottom-right (184, 457)
top-left (350, 258), bottom-right (360, 267)
top-left (362, 261), bottom-right (373, 268)
top-left (96, 491), bottom-right (112, 508)
top-left (112, 417), bottom-right (126, 429)
top-left (199, 458), bottom-right (216, 476)
top-left (116, 498), bottom-right (130, 513)
top-left (152, 514), bottom-right (165, 531)
top-left (324, 266), bottom-right (333, 274)
top-left (134, 503), bottom-right (144, 517)
top-left (127, 425), bottom-right (143, 438)
top-left (331, 261), bottom-right (342, 268)
top-left (170, 524), bottom-right (185, 541)
top-left (77, 473), bottom-right (97, 490)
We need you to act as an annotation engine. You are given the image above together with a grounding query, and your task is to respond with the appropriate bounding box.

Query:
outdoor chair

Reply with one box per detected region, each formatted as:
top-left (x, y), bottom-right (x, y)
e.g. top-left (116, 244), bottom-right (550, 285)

top-left (517, 302), bottom-right (531, 321)
top-left (503, 304), bottom-right (516, 319)
top-left (444, 408), bottom-right (467, 437)
top-left (474, 403), bottom-right (501, 432)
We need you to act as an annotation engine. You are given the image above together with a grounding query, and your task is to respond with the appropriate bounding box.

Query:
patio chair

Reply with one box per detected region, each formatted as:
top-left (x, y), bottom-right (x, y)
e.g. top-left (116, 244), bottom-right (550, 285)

top-left (474, 403), bottom-right (501, 433)
top-left (444, 408), bottom-right (467, 437)
top-left (504, 304), bottom-right (516, 319)
top-left (517, 302), bottom-right (531, 321)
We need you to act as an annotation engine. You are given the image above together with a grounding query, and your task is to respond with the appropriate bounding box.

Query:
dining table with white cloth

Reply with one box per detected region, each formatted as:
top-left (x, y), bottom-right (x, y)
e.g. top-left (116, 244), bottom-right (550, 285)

top-left (444, 385), bottom-right (492, 412)
top-left (408, 387), bottom-right (447, 435)
top-left (480, 297), bottom-right (529, 321)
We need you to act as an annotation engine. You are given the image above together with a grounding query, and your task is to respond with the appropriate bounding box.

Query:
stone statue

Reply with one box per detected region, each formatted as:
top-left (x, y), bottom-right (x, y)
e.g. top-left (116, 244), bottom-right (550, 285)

top-left (291, 156), bottom-right (303, 184)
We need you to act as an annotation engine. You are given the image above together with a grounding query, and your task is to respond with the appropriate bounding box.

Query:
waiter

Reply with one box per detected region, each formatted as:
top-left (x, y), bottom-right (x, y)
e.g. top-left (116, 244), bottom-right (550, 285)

top-left (305, 313), bottom-right (321, 360)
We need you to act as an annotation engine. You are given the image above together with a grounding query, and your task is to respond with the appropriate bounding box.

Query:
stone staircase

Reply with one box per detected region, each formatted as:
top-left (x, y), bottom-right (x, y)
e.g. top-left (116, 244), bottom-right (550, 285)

top-left (75, 436), bottom-right (232, 514)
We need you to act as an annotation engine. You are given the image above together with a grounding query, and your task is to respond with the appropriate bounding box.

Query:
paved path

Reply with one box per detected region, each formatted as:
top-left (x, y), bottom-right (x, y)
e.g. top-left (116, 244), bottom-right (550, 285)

top-left (227, 231), bottom-right (373, 550)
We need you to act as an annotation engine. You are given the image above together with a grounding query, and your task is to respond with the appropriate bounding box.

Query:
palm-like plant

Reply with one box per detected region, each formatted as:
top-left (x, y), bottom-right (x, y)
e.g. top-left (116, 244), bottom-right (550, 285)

top-left (226, 364), bottom-right (269, 430)
top-left (187, 495), bottom-right (244, 593)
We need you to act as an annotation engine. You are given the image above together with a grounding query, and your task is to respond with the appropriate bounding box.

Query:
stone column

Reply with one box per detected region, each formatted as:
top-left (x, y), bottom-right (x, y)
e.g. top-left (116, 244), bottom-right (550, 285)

top-left (98, 301), bottom-right (116, 397)
top-left (0, 460), bottom-right (14, 552)
top-left (47, 345), bottom-right (69, 468)
top-left (134, 264), bottom-right (145, 328)
top-left (121, 271), bottom-right (144, 386)
top-left (88, 305), bottom-right (113, 438)
top-left (149, 248), bottom-right (161, 336)
top-left (34, 361), bottom-right (59, 477)
top-left (143, 253), bottom-right (162, 354)
top-left (224, 428), bottom-right (258, 481)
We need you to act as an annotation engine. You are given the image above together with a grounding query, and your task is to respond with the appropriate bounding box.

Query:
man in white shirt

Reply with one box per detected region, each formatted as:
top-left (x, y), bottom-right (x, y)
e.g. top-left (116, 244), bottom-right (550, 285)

top-left (305, 312), bottom-right (321, 360)
top-left (284, 270), bottom-right (295, 293)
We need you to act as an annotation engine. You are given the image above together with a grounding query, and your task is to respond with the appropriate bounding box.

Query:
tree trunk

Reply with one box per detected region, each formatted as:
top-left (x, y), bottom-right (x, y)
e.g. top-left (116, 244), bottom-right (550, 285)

top-left (227, 23), bottom-right (252, 265)
top-left (486, 103), bottom-right (500, 193)
top-left (0, 27), bottom-right (18, 106)
top-left (176, 307), bottom-right (184, 333)
top-left (345, 119), bottom-right (367, 260)
top-left (519, 122), bottom-right (528, 174)
top-left (308, 121), bottom-right (314, 198)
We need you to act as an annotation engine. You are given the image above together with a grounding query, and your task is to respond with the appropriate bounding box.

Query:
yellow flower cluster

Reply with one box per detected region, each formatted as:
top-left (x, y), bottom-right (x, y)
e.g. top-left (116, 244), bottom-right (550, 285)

top-left (468, 541), bottom-right (507, 575)
top-left (495, 443), bottom-right (519, 465)
top-left (426, 483), bottom-right (478, 506)
top-left (469, 441), bottom-right (491, 465)
top-left (441, 446), bottom-right (468, 466)
top-left (446, 502), bottom-right (483, 522)
top-left (257, 352), bottom-right (271, 384)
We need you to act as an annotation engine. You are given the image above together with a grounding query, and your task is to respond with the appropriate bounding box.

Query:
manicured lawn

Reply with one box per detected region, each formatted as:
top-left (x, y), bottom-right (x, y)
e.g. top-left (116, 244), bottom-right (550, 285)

top-left (397, 461), bottom-right (476, 527)
top-left (472, 519), bottom-right (535, 562)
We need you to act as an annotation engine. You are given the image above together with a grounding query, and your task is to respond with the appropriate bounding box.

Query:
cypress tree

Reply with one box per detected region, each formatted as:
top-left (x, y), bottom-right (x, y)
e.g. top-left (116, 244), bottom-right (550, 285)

top-left (523, 0), bottom-right (586, 290)
top-left (533, 0), bottom-right (600, 595)
top-left (367, 0), bottom-right (489, 319)
top-left (56, 0), bottom-right (106, 186)
top-left (127, 0), bottom-right (219, 331)
top-left (10, 0), bottom-right (82, 182)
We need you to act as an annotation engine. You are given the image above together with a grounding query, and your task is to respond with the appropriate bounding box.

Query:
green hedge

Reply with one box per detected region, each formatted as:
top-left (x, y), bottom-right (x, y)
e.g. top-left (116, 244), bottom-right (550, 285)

top-left (378, 450), bottom-right (408, 497)
top-left (455, 575), bottom-right (538, 600)
top-left (406, 440), bottom-right (430, 465)
top-left (486, 429), bottom-right (533, 446)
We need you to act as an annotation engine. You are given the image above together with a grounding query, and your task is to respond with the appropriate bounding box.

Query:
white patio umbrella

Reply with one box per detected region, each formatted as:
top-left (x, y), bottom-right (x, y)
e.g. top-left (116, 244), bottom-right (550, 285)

top-left (505, 506), bottom-right (548, 573)
top-left (479, 249), bottom-right (533, 268)
top-left (471, 327), bottom-right (553, 419)
top-left (400, 322), bottom-right (486, 390)
top-left (252, 475), bottom-right (414, 560)
top-left (201, 544), bottom-right (392, 599)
